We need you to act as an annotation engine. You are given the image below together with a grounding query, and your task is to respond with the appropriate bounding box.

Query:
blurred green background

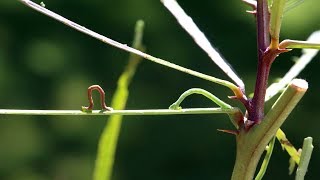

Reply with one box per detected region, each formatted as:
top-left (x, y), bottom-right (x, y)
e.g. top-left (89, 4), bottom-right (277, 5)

top-left (1, 0), bottom-right (320, 179)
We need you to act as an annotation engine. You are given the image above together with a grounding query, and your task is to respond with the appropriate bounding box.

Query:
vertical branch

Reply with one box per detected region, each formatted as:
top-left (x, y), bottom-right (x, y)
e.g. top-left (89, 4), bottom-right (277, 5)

top-left (250, 55), bottom-right (272, 123)
top-left (248, 0), bottom-right (281, 124)
top-left (296, 137), bottom-right (314, 180)
top-left (256, 0), bottom-right (270, 51)
top-left (248, 0), bottom-right (271, 123)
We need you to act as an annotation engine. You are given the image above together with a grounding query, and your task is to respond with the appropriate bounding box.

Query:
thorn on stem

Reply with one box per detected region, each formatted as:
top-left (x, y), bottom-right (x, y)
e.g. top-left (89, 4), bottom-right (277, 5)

top-left (217, 129), bottom-right (239, 135)
top-left (82, 85), bottom-right (113, 112)
top-left (228, 95), bottom-right (237, 99)
top-left (246, 10), bottom-right (257, 15)
top-left (242, 0), bottom-right (257, 9)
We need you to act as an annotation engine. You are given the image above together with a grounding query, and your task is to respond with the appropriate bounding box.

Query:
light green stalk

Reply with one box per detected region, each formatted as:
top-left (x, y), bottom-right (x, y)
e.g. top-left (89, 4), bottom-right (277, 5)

top-left (92, 20), bottom-right (145, 180)
top-left (0, 108), bottom-right (239, 116)
top-left (169, 88), bottom-right (243, 128)
top-left (295, 137), bottom-right (314, 180)
top-left (255, 136), bottom-right (276, 180)
top-left (169, 88), bottom-right (232, 110)
top-left (19, 0), bottom-right (240, 96)
top-left (279, 39), bottom-right (320, 49)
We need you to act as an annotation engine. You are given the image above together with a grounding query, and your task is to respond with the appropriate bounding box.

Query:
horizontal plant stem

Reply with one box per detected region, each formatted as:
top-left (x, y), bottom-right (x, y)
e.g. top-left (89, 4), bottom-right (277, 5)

top-left (279, 39), bottom-right (320, 49)
top-left (19, 0), bottom-right (240, 95)
top-left (0, 108), bottom-right (240, 116)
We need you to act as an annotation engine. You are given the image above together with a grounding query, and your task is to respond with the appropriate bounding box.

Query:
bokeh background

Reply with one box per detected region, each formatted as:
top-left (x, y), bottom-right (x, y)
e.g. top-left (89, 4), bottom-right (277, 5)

top-left (1, 0), bottom-right (320, 179)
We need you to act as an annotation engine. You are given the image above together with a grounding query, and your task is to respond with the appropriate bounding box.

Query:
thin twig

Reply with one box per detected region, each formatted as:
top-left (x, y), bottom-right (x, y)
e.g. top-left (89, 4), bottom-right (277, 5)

top-left (279, 39), bottom-right (320, 49)
top-left (19, 0), bottom-right (241, 96)
top-left (169, 88), bottom-right (232, 110)
top-left (255, 136), bottom-right (276, 180)
top-left (0, 108), bottom-right (240, 116)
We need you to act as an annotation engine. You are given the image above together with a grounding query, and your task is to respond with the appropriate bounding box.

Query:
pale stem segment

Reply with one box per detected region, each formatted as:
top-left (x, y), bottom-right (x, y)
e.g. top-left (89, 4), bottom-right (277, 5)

top-left (279, 39), bottom-right (320, 49)
top-left (0, 108), bottom-right (240, 116)
top-left (295, 137), bottom-right (314, 180)
top-left (19, 0), bottom-right (243, 98)
top-left (161, 0), bottom-right (245, 89)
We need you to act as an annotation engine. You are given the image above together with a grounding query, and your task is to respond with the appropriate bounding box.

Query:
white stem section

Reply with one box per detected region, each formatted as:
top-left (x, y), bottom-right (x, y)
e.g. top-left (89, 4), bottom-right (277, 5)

top-left (265, 30), bottom-right (320, 101)
top-left (161, 0), bottom-right (245, 89)
top-left (0, 108), bottom-right (239, 116)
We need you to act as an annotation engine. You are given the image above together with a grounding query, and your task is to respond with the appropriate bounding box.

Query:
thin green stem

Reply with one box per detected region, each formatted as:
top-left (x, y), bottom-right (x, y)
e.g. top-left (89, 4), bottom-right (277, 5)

top-left (169, 88), bottom-right (244, 128)
top-left (19, 0), bottom-right (241, 96)
top-left (169, 88), bottom-right (232, 110)
top-left (93, 20), bottom-right (145, 180)
top-left (279, 39), bottom-right (320, 49)
top-left (0, 108), bottom-right (240, 116)
top-left (295, 137), bottom-right (314, 180)
top-left (255, 136), bottom-right (276, 180)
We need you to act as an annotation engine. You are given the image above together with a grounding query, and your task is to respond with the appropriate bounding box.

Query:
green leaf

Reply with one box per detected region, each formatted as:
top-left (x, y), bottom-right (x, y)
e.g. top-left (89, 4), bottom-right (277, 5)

top-left (93, 20), bottom-right (145, 180)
